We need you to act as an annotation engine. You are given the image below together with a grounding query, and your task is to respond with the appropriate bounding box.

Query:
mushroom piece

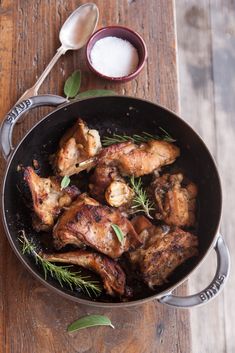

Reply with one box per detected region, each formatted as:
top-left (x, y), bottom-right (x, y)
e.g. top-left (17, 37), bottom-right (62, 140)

top-left (105, 180), bottom-right (134, 207)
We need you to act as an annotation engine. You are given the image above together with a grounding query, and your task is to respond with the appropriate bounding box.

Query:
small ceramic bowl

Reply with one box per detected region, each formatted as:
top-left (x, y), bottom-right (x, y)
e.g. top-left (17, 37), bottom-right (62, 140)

top-left (86, 25), bottom-right (147, 82)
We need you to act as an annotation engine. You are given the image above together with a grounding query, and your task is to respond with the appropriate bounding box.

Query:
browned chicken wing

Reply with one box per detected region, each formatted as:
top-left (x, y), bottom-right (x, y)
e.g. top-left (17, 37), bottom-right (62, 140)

top-left (98, 140), bottom-right (180, 177)
top-left (130, 216), bottom-right (198, 287)
top-left (152, 173), bottom-right (198, 227)
top-left (89, 140), bottom-right (179, 204)
top-left (53, 118), bottom-right (101, 176)
top-left (24, 167), bottom-right (80, 231)
top-left (53, 194), bottom-right (141, 258)
top-left (42, 250), bottom-right (126, 297)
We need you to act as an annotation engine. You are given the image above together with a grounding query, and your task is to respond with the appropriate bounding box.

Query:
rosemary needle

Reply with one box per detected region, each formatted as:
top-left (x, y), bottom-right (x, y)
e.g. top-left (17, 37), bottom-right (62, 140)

top-left (129, 176), bottom-right (155, 219)
top-left (102, 129), bottom-right (175, 146)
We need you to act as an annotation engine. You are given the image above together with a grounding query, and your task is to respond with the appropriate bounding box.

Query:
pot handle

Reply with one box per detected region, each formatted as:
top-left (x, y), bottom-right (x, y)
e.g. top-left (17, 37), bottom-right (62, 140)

top-left (0, 95), bottom-right (67, 161)
top-left (158, 235), bottom-right (230, 308)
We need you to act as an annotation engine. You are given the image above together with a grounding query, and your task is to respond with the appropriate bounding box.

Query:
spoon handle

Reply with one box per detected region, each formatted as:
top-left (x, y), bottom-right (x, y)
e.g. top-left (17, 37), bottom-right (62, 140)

top-left (15, 46), bottom-right (66, 104)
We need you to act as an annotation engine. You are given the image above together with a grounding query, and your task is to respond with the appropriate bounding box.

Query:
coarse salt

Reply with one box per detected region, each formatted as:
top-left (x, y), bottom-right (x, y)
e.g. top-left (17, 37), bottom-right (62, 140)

top-left (90, 36), bottom-right (139, 78)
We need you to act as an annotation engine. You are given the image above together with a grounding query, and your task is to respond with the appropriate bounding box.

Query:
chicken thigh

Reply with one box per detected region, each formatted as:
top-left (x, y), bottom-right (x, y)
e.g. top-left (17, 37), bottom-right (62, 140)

top-left (152, 173), bottom-right (198, 227)
top-left (53, 194), bottom-right (141, 258)
top-left (130, 216), bottom-right (198, 287)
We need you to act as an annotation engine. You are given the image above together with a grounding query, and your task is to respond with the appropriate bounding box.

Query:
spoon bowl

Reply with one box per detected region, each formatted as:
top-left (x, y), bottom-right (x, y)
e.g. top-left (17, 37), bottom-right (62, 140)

top-left (59, 3), bottom-right (99, 50)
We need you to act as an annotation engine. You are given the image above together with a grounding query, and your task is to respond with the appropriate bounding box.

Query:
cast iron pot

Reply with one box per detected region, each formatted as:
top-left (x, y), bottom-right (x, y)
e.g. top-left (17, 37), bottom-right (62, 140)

top-left (0, 95), bottom-right (230, 308)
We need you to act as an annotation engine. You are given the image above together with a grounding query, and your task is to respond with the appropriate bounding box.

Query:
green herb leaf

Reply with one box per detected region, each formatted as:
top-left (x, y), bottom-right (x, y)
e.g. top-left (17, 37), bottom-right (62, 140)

top-left (76, 89), bottom-right (116, 100)
top-left (67, 315), bottom-right (114, 332)
top-left (61, 175), bottom-right (71, 189)
top-left (111, 224), bottom-right (124, 244)
top-left (64, 70), bottom-right (81, 98)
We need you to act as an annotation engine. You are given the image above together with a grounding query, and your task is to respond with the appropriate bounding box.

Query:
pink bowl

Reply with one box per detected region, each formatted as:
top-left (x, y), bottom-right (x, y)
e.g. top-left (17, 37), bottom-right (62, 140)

top-left (86, 25), bottom-right (147, 82)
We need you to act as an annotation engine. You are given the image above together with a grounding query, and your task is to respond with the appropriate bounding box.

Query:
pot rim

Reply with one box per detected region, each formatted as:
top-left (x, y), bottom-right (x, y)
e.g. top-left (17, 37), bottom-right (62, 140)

top-left (1, 95), bottom-right (223, 307)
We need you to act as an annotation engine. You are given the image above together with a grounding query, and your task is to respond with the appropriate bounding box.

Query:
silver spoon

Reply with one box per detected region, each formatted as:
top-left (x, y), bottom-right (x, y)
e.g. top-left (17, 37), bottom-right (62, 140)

top-left (16, 3), bottom-right (99, 104)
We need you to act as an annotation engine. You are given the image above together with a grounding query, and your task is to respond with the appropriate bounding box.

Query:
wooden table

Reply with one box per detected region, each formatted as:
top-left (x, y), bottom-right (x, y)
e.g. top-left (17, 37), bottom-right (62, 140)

top-left (0, 1), bottom-right (191, 352)
top-left (176, 1), bottom-right (234, 352)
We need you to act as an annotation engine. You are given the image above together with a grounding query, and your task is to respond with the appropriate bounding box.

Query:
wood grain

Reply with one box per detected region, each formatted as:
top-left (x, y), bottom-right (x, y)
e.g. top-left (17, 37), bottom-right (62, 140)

top-left (176, 0), bottom-right (235, 352)
top-left (0, 1), bottom-right (190, 352)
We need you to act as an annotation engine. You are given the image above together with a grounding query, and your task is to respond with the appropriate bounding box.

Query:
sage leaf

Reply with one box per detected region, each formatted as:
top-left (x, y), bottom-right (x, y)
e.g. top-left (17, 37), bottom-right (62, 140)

top-left (67, 315), bottom-right (114, 332)
top-left (61, 175), bottom-right (71, 189)
top-left (64, 70), bottom-right (81, 98)
top-left (76, 89), bottom-right (116, 100)
top-left (111, 224), bottom-right (124, 244)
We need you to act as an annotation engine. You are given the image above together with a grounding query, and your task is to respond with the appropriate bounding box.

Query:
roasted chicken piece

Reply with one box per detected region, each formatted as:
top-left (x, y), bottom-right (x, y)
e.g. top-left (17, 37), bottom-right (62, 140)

top-left (53, 194), bottom-right (141, 258)
top-left (131, 215), bottom-right (153, 243)
top-left (53, 118), bottom-right (101, 176)
top-left (130, 217), bottom-right (198, 287)
top-left (24, 167), bottom-right (80, 231)
top-left (130, 220), bottom-right (198, 287)
top-left (43, 250), bottom-right (127, 297)
top-left (152, 173), bottom-right (198, 227)
top-left (89, 139), bottom-right (179, 203)
top-left (97, 140), bottom-right (180, 177)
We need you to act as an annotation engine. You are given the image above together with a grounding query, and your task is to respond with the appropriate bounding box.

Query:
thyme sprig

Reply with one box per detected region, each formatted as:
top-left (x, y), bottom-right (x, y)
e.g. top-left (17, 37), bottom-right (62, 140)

top-left (129, 176), bottom-right (155, 219)
top-left (19, 231), bottom-right (101, 297)
top-left (102, 128), bottom-right (175, 147)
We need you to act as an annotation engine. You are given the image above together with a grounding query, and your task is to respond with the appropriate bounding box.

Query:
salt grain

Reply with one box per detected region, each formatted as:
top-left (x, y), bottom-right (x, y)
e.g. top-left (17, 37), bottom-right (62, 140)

top-left (90, 36), bottom-right (139, 78)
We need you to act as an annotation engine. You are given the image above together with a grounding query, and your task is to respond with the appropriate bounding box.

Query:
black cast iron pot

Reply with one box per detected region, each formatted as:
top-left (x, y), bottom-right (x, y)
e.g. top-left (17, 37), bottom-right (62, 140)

top-left (0, 95), bottom-right (230, 308)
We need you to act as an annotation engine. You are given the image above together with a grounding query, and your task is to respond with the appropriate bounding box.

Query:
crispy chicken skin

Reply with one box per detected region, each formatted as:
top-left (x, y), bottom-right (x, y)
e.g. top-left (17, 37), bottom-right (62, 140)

top-left (24, 167), bottom-right (80, 231)
top-left (54, 118), bottom-right (101, 176)
top-left (42, 250), bottom-right (126, 297)
top-left (152, 173), bottom-right (198, 227)
top-left (130, 217), bottom-right (198, 287)
top-left (97, 140), bottom-right (180, 177)
top-left (53, 194), bottom-right (141, 258)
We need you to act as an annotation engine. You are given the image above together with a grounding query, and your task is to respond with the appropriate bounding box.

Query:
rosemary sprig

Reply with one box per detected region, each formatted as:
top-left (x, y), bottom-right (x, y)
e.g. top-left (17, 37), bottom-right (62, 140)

top-left (102, 129), bottom-right (175, 146)
top-left (129, 176), bottom-right (155, 219)
top-left (19, 231), bottom-right (101, 297)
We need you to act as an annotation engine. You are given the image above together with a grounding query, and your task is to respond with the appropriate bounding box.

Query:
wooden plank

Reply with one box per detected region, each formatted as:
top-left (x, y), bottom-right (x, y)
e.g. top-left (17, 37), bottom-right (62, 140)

top-left (175, 0), bottom-right (235, 352)
top-left (0, 1), bottom-right (191, 352)
top-left (210, 1), bottom-right (235, 352)
top-left (0, 2), bottom-right (14, 351)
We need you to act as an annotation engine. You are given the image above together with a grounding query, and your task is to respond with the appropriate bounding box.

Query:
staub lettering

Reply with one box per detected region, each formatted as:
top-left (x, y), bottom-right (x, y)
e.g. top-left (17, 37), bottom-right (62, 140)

top-left (6, 100), bottom-right (31, 124)
top-left (200, 275), bottom-right (226, 302)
